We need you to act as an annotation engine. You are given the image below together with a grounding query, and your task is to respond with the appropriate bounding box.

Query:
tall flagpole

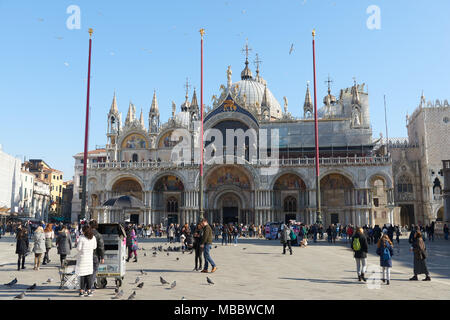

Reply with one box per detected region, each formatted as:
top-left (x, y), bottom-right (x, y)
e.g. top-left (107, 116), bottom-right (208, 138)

top-left (199, 28), bottom-right (205, 221)
top-left (80, 28), bottom-right (93, 222)
top-left (312, 29), bottom-right (322, 225)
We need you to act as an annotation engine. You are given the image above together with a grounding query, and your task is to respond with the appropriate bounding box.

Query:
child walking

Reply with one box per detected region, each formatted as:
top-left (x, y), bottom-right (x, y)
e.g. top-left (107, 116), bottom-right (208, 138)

top-left (376, 233), bottom-right (394, 285)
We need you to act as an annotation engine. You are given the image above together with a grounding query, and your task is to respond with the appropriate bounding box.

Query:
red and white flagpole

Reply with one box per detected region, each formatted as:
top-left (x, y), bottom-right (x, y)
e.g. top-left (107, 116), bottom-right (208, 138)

top-left (312, 29), bottom-right (322, 225)
top-left (199, 28), bottom-right (205, 220)
top-left (80, 28), bottom-right (93, 221)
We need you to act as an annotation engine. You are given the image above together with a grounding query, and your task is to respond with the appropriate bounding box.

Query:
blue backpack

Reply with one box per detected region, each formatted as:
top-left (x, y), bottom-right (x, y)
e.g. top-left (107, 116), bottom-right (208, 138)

top-left (382, 243), bottom-right (391, 261)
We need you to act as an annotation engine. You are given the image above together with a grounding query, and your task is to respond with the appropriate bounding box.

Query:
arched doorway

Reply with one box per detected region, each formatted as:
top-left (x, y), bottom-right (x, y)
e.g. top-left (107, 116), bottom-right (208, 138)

top-left (273, 173), bottom-right (307, 223)
top-left (206, 165), bottom-right (253, 224)
top-left (112, 178), bottom-right (143, 201)
top-left (153, 175), bottom-right (184, 225)
top-left (437, 206), bottom-right (444, 222)
top-left (400, 204), bottom-right (415, 226)
top-left (320, 173), bottom-right (354, 226)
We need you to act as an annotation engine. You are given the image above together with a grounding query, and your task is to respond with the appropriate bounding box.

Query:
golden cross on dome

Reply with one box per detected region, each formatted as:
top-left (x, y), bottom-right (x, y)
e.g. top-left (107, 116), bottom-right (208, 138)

top-left (241, 38), bottom-right (252, 61)
top-left (254, 53), bottom-right (262, 72)
top-left (184, 77), bottom-right (191, 98)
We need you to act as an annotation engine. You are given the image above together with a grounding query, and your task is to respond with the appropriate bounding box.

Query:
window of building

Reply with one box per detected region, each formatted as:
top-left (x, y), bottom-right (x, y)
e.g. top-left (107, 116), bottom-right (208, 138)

top-left (167, 198), bottom-right (178, 212)
top-left (283, 196), bottom-right (297, 213)
top-left (397, 175), bottom-right (413, 193)
top-left (373, 198), bottom-right (379, 207)
top-left (132, 154), bottom-right (138, 162)
top-left (60, 175), bottom-right (62, 179)
top-left (45, 174), bottom-right (48, 179)
top-left (25, 176), bottom-right (27, 182)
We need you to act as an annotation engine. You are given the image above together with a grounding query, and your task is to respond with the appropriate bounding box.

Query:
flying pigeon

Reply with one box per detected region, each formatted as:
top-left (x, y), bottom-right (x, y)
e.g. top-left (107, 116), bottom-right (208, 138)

top-left (135, 277), bottom-right (140, 284)
top-left (112, 290), bottom-right (124, 299)
top-left (170, 281), bottom-right (176, 289)
top-left (289, 44), bottom-right (294, 55)
top-left (5, 278), bottom-right (17, 286)
top-left (127, 291), bottom-right (136, 300)
top-left (160, 276), bottom-right (169, 285)
top-left (137, 282), bottom-right (144, 288)
top-left (27, 283), bottom-right (36, 291)
top-left (14, 292), bottom-right (25, 299)
top-left (207, 277), bottom-right (214, 285)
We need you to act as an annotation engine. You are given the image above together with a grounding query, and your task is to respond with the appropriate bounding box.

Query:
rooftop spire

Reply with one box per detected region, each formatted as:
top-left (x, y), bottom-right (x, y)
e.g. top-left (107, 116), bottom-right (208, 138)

top-left (110, 91), bottom-right (118, 114)
top-left (139, 108), bottom-right (145, 129)
top-left (150, 90), bottom-right (159, 114)
top-left (125, 101), bottom-right (133, 124)
top-left (304, 81), bottom-right (313, 117)
top-left (191, 87), bottom-right (199, 109)
top-left (261, 84), bottom-right (269, 107)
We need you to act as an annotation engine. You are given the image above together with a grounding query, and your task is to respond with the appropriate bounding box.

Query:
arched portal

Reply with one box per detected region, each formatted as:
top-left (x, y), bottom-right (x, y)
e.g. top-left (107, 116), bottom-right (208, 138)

top-left (112, 177), bottom-right (143, 201)
top-left (320, 174), bottom-right (355, 226)
top-left (272, 173), bottom-right (307, 223)
top-left (437, 206), bottom-right (444, 222)
top-left (206, 165), bottom-right (253, 224)
top-left (152, 175), bottom-right (185, 225)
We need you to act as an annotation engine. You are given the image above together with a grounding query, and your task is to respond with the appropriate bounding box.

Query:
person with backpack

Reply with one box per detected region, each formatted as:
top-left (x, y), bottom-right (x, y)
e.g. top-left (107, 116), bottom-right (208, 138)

top-left (280, 223), bottom-right (294, 255)
top-left (351, 227), bottom-right (369, 282)
top-left (376, 233), bottom-right (394, 285)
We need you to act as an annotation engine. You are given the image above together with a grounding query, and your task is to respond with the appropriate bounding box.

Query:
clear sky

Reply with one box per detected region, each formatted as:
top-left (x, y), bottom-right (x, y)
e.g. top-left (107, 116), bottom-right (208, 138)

top-left (1, 0), bottom-right (449, 179)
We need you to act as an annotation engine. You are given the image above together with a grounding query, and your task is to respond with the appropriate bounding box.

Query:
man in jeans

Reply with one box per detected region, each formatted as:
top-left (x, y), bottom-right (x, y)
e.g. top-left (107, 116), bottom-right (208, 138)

top-left (351, 227), bottom-right (369, 282)
top-left (89, 220), bottom-right (105, 289)
top-left (200, 218), bottom-right (217, 273)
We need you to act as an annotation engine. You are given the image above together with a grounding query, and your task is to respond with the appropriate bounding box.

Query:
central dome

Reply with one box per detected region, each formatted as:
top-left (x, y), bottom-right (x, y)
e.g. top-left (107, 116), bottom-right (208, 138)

top-left (231, 79), bottom-right (282, 119)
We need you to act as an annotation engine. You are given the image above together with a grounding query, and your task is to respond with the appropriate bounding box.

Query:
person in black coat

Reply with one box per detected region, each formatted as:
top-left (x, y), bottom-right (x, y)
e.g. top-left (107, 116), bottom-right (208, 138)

top-left (193, 223), bottom-right (203, 271)
top-left (15, 228), bottom-right (29, 271)
top-left (351, 227), bottom-right (369, 282)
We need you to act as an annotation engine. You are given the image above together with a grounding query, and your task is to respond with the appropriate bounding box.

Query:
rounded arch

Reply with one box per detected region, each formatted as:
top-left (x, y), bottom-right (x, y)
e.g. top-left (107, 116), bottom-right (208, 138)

top-left (118, 131), bottom-right (150, 149)
top-left (436, 206), bottom-right (444, 221)
top-left (204, 110), bottom-right (259, 132)
top-left (150, 172), bottom-right (186, 191)
top-left (156, 126), bottom-right (187, 149)
top-left (270, 170), bottom-right (309, 190)
top-left (107, 173), bottom-right (145, 191)
top-left (213, 188), bottom-right (245, 209)
top-left (319, 169), bottom-right (356, 187)
top-left (204, 165), bottom-right (254, 191)
top-left (320, 173), bottom-right (355, 208)
top-left (366, 172), bottom-right (393, 189)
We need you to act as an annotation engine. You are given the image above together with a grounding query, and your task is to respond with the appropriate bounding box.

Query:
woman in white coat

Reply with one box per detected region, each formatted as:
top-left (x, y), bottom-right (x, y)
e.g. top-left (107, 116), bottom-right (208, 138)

top-left (75, 225), bottom-right (97, 297)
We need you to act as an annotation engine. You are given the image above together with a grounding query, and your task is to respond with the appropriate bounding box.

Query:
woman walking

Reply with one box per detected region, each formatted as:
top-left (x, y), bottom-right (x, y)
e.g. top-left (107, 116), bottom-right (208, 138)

top-left (351, 227), bottom-right (369, 282)
top-left (43, 223), bottom-right (54, 265)
top-left (56, 225), bottom-right (72, 267)
top-left (376, 233), bottom-right (394, 285)
top-left (193, 223), bottom-right (203, 271)
top-left (126, 227), bottom-right (138, 262)
top-left (75, 225), bottom-right (97, 297)
top-left (32, 226), bottom-right (46, 270)
top-left (221, 224), bottom-right (228, 246)
top-left (15, 227), bottom-right (29, 271)
top-left (409, 231), bottom-right (431, 281)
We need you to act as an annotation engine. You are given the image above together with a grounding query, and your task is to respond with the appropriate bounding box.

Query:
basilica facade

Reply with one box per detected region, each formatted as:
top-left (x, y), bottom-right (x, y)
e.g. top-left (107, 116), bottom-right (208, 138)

top-left (85, 57), bottom-right (395, 227)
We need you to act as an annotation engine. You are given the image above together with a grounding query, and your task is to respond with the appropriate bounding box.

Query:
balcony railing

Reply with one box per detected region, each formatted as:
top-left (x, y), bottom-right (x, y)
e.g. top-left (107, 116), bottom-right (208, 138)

top-left (88, 156), bottom-right (391, 170)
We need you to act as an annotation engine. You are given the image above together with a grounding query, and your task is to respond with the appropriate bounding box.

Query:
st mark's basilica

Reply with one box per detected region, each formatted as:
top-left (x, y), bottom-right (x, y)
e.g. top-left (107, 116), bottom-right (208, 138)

top-left (82, 52), bottom-right (396, 228)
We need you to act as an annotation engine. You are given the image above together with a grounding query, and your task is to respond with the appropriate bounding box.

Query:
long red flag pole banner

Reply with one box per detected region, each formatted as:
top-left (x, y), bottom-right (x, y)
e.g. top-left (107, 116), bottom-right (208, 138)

top-left (80, 28), bottom-right (93, 221)
top-left (199, 28), bottom-right (205, 221)
top-left (312, 29), bottom-right (322, 225)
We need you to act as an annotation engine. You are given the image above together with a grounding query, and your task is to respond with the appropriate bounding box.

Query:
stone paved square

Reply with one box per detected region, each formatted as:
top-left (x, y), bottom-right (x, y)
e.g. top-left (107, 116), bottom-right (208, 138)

top-left (1, 234), bottom-right (449, 300)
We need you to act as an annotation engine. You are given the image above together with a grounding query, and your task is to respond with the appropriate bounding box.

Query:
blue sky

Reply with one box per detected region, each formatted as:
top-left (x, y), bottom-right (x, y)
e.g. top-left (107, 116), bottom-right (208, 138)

top-left (1, 0), bottom-right (449, 179)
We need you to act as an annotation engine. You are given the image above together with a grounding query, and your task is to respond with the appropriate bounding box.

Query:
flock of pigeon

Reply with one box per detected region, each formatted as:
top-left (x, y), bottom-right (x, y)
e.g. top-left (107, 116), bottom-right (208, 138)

top-left (2, 241), bottom-right (231, 300)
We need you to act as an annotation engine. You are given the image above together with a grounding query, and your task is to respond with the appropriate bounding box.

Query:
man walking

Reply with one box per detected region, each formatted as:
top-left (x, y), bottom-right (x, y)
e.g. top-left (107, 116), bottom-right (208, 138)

top-left (351, 227), bottom-right (369, 282)
top-left (281, 223), bottom-right (293, 255)
top-left (89, 220), bottom-right (105, 289)
top-left (200, 218), bottom-right (217, 273)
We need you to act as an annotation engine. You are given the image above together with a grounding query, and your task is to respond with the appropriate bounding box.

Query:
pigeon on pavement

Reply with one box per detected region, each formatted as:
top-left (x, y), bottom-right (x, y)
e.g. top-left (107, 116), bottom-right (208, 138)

top-left (207, 277), bottom-right (214, 285)
top-left (14, 292), bottom-right (25, 299)
top-left (111, 290), bottom-right (124, 299)
top-left (27, 283), bottom-right (37, 291)
top-left (140, 269), bottom-right (147, 275)
top-left (170, 281), bottom-right (176, 289)
top-left (176, 257), bottom-right (179, 261)
top-left (5, 278), bottom-right (17, 286)
top-left (127, 291), bottom-right (136, 300)
top-left (160, 276), bottom-right (169, 285)
top-left (137, 282), bottom-right (144, 288)
top-left (135, 277), bottom-right (140, 284)
top-left (167, 253), bottom-right (169, 256)
top-left (46, 278), bottom-right (53, 283)
top-left (144, 253), bottom-right (147, 257)
top-left (114, 286), bottom-right (120, 294)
